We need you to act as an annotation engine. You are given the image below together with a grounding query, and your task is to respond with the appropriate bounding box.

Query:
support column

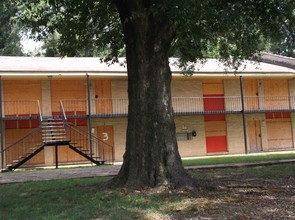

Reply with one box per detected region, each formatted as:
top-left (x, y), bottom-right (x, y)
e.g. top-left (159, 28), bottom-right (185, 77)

top-left (0, 78), bottom-right (4, 169)
top-left (240, 76), bottom-right (248, 154)
top-left (86, 74), bottom-right (93, 156)
top-left (55, 144), bottom-right (58, 169)
top-left (42, 80), bottom-right (54, 165)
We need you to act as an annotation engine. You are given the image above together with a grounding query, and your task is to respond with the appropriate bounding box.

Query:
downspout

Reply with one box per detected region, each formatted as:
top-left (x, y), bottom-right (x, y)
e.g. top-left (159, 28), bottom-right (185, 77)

top-left (0, 77), bottom-right (3, 169)
top-left (240, 76), bottom-right (248, 154)
top-left (86, 74), bottom-right (93, 157)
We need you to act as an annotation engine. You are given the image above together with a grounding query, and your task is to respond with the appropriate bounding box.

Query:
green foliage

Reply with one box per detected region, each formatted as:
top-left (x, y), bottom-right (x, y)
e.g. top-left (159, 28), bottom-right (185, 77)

top-left (267, 0), bottom-right (295, 57)
top-left (14, 1), bottom-right (295, 64)
top-left (16, 0), bottom-right (124, 60)
top-left (0, 1), bottom-right (23, 55)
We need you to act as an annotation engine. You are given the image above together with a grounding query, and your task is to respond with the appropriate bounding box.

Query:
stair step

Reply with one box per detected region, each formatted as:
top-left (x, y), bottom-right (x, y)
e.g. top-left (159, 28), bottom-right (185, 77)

top-left (43, 138), bottom-right (68, 141)
top-left (44, 139), bottom-right (70, 142)
top-left (42, 125), bottom-right (65, 128)
top-left (42, 133), bottom-right (66, 137)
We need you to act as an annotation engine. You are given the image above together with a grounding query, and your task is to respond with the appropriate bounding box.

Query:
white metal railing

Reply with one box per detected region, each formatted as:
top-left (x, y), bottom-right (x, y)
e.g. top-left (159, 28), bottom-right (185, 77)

top-left (2, 100), bottom-right (40, 118)
top-left (2, 96), bottom-right (295, 119)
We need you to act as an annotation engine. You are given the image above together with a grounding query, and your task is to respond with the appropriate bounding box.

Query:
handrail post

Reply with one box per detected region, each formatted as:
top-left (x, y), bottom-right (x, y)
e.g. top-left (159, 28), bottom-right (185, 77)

top-left (37, 100), bottom-right (43, 123)
top-left (240, 76), bottom-right (248, 154)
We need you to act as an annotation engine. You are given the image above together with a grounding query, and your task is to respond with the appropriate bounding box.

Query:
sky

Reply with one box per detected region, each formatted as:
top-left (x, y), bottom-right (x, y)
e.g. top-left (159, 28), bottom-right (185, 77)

top-left (21, 32), bottom-right (44, 55)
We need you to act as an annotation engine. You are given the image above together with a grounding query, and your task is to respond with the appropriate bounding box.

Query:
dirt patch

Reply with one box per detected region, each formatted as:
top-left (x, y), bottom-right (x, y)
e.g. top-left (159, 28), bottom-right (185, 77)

top-left (170, 170), bottom-right (295, 219)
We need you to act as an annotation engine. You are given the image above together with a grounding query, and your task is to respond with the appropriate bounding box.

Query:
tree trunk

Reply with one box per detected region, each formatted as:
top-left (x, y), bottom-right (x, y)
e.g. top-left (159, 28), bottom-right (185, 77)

top-left (111, 1), bottom-right (194, 188)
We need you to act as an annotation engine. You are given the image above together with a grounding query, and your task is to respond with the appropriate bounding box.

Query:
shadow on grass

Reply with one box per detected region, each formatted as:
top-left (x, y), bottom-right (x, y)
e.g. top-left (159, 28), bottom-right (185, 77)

top-left (1, 163), bottom-right (295, 219)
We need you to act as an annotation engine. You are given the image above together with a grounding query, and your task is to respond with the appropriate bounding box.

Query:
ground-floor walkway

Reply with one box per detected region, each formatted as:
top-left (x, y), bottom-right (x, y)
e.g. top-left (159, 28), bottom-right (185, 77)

top-left (1, 157), bottom-right (295, 184)
top-left (0, 165), bottom-right (121, 184)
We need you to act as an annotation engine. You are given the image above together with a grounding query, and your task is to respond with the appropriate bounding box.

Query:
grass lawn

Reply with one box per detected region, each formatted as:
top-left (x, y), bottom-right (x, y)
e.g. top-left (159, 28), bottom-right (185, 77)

top-left (182, 151), bottom-right (295, 166)
top-left (1, 163), bottom-right (295, 219)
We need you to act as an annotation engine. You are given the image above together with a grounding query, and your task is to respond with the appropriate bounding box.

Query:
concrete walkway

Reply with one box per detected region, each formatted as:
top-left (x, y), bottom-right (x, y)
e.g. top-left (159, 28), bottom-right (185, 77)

top-left (1, 159), bottom-right (295, 184)
top-left (0, 165), bottom-right (121, 184)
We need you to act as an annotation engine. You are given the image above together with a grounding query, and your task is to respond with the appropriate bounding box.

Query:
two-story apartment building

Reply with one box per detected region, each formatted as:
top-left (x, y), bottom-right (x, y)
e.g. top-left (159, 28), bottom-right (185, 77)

top-left (0, 54), bottom-right (295, 170)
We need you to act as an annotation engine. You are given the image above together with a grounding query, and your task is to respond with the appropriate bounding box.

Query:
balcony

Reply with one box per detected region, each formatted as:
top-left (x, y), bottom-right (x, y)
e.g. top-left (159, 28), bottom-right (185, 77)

top-left (1, 96), bottom-right (295, 120)
top-left (63, 96), bottom-right (295, 116)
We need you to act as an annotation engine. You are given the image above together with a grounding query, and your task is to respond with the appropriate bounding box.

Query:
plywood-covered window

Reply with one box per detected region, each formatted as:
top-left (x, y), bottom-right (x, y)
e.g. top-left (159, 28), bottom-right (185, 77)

top-left (51, 80), bottom-right (86, 113)
top-left (266, 119), bottom-right (293, 150)
top-left (264, 79), bottom-right (290, 110)
top-left (3, 80), bottom-right (42, 116)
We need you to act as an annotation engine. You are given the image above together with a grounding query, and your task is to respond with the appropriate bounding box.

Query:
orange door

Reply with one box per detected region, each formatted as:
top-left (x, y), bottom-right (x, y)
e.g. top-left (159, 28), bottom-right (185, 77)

top-left (97, 125), bottom-right (114, 161)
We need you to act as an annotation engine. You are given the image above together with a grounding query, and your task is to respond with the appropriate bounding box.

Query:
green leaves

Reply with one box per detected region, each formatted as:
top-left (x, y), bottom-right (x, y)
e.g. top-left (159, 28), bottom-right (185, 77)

top-left (13, 0), bottom-right (295, 61)
top-left (0, 1), bottom-right (23, 55)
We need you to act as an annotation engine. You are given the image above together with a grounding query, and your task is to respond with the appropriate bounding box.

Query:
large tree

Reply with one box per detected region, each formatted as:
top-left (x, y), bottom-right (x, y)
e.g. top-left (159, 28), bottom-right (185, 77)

top-left (15, 0), bottom-right (295, 188)
top-left (0, 1), bottom-right (23, 55)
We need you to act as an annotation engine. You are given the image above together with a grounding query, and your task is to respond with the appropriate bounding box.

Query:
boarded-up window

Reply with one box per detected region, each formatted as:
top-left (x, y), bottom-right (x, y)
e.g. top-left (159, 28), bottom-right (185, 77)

top-left (3, 80), bottom-right (42, 116)
top-left (264, 80), bottom-right (290, 110)
top-left (51, 80), bottom-right (86, 113)
top-left (266, 119), bottom-right (293, 150)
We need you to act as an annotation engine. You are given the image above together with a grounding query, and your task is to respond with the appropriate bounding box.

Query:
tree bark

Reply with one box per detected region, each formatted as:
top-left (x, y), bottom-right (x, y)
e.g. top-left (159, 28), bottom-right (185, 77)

top-left (111, 1), bottom-right (194, 188)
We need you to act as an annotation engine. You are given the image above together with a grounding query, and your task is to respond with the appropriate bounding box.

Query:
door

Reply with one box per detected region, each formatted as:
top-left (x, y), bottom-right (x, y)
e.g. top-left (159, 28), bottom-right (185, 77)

top-left (244, 79), bottom-right (259, 111)
top-left (203, 80), bottom-right (228, 153)
top-left (248, 120), bottom-right (262, 152)
top-left (95, 80), bottom-right (113, 114)
top-left (97, 125), bottom-right (114, 161)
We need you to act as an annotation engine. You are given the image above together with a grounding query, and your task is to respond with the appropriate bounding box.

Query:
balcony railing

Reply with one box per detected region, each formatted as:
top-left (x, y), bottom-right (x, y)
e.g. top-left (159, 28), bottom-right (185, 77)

top-left (2, 96), bottom-right (295, 119)
top-left (2, 100), bottom-right (41, 120)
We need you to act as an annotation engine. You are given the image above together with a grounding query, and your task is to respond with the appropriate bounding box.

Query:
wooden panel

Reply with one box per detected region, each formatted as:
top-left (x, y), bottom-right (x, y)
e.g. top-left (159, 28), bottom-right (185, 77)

top-left (97, 125), bottom-right (114, 161)
top-left (3, 80), bottom-right (41, 100)
top-left (264, 80), bottom-right (289, 97)
top-left (203, 80), bottom-right (224, 95)
top-left (244, 79), bottom-right (258, 96)
top-left (56, 126), bottom-right (88, 163)
top-left (95, 80), bottom-right (113, 114)
top-left (264, 80), bottom-right (289, 110)
top-left (51, 80), bottom-right (86, 112)
top-left (205, 121), bottom-right (227, 136)
top-left (206, 136), bottom-right (228, 153)
top-left (266, 119), bottom-right (293, 150)
top-left (244, 79), bottom-right (259, 110)
top-left (5, 129), bottom-right (44, 165)
top-left (248, 120), bottom-right (262, 152)
top-left (3, 80), bottom-right (41, 115)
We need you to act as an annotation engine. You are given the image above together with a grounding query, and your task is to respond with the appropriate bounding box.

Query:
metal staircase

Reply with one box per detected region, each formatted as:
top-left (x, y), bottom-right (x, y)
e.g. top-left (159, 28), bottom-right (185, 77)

top-left (2, 115), bottom-right (113, 171)
top-left (42, 117), bottom-right (68, 144)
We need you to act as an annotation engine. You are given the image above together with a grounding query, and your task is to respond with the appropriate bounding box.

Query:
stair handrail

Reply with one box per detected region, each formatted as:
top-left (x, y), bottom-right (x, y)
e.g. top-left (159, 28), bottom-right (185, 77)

top-left (37, 100), bottom-right (43, 122)
top-left (65, 123), bottom-right (114, 163)
top-left (66, 123), bottom-right (113, 147)
top-left (60, 100), bottom-right (67, 123)
top-left (1, 127), bottom-right (43, 153)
